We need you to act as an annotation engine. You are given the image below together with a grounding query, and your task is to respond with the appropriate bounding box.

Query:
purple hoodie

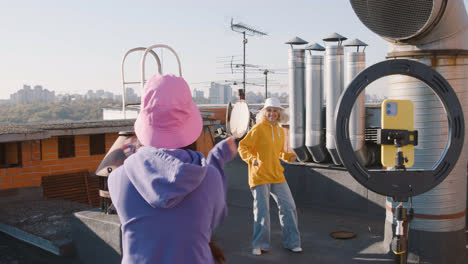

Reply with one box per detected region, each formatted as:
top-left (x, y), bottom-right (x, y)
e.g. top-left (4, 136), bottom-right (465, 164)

top-left (108, 139), bottom-right (233, 264)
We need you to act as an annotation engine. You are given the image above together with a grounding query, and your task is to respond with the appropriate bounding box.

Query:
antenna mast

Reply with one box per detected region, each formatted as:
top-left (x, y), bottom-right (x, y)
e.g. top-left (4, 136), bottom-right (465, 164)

top-left (230, 18), bottom-right (267, 100)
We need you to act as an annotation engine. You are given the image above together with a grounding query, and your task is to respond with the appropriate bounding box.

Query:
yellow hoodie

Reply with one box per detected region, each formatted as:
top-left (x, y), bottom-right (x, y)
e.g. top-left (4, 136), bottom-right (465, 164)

top-left (238, 120), bottom-right (296, 188)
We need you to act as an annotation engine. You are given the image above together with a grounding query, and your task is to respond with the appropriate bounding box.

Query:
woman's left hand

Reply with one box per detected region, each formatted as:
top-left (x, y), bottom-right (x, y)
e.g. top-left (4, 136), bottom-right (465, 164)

top-left (289, 156), bottom-right (297, 162)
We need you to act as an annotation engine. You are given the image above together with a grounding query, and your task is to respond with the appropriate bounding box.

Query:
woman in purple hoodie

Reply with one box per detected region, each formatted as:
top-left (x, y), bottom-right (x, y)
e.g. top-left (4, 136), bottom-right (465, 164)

top-left (108, 74), bottom-right (237, 264)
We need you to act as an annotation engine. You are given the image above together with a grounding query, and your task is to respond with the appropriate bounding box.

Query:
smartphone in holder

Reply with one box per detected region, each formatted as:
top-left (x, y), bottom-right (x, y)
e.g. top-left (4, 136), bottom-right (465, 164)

top-left (381, 99), bottom-right (415, 168)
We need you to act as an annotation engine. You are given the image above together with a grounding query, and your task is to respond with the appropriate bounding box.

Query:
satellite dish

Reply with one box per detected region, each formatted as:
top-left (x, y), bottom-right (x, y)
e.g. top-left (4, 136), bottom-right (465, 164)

top-left (225, 102), bottom-right (232, 135)
top-left (229, 101), bottom-right (251, 138)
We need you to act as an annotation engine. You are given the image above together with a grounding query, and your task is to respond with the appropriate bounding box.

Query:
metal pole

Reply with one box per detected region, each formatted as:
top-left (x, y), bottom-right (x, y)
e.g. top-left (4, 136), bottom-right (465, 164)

top-left (160, 48), bottom-right (164, 73)
top-left (264, 70), bottom-right (268, 98)
top-left (243, 31), bottom-right (246, 95)
top-left (121, 47), bottom-right (162, 119)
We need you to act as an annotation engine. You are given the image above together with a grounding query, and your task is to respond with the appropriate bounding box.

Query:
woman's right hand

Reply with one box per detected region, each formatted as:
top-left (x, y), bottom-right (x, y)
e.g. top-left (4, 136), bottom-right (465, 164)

top-left (253, 160), bottom-right (259, 166)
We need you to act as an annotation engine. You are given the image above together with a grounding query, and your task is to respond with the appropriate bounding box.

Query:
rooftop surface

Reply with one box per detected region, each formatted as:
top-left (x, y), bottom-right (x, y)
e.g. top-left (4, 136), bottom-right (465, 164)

top-left (0, 117), bottom-right (220, 136)
top-left (1, 189), bottom-right (468, 263)
top-left (0, 120), bottom-right (135, 143)
top-left (0, 120), bottom-right (135, 135)
top-left (1, 159), bottom-right (467, 263)
top-left (0, 199), bottom-right (392, 264)
top-left (0, 117), bottom-right (219, 143)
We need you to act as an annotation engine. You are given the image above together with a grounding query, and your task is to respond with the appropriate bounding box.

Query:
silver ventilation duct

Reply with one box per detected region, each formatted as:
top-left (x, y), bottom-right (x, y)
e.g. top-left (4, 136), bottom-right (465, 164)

top-left (350, 0), bottom-right (468, 263)
top-left (286, 37), bottom-right (310, 162)
top-left (305, 43), bottom-right (327, 162)
top-left (350, 0), bottom-right (468, 49)
top-left (324, 33), bottom-right (347, 165)
top-left (344, 39), bottom-right (368, 166)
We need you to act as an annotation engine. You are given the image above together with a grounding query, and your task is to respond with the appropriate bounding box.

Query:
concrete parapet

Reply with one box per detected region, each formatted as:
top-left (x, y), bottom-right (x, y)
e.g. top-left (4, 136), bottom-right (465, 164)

top-left (72, 209), bottom-right (121, 264)
top-left (225, 155), bottom-right (386, 217)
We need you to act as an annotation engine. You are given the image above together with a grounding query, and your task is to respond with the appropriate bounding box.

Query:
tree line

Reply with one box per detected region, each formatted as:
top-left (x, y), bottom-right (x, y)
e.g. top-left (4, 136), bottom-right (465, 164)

top-left (0, 98), bottom-right (121, 124)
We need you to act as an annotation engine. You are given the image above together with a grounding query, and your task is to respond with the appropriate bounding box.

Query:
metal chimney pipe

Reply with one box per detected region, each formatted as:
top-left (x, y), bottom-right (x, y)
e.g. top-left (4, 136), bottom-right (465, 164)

top-left (305, 43), bottom-right (327, 163)
top-left (286, 37), bottom-right (311, 162)
top-left (350, 0), bottom-right (468, 263)
top-left (324, 33), bottom-right (347, 165)
top-left (344, 39), bottom-right (368, 165)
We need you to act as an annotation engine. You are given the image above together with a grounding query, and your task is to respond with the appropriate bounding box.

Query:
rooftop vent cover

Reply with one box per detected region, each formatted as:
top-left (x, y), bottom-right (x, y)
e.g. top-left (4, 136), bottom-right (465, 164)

top-left (350, 0), bottom-right (435, 40)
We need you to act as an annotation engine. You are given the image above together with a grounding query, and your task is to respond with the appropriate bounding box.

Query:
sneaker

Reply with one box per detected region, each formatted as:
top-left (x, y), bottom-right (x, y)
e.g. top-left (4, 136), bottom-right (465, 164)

top-left (252, 248), bottom-right (262, 256)
top-left (289, 247), bottom-right (302, 253)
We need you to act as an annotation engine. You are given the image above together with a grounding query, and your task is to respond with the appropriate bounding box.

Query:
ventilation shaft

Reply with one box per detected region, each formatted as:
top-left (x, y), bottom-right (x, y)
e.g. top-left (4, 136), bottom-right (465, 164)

top-left (344, 39), bottom-right (368, 166)
top-left (324, 33), bottom-right (347, 165)
top-left (305, 43), bottom-right (327, 162)
top-left (286, 37), bottom-right (311, 162)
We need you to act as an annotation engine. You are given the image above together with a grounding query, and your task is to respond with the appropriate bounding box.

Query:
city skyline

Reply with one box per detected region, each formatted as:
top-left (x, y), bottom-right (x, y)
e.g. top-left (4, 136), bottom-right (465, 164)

top-left (1, 1), bottom-right (466, 100)
top-left (6, 81), bottom-right (386, 107)
top-left (5, 84), bottom-right (139, 104)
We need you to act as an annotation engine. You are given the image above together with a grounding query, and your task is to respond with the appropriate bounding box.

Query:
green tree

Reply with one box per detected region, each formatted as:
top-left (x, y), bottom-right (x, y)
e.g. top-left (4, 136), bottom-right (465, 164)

top-left (0, 98), bottom-right (122, 124)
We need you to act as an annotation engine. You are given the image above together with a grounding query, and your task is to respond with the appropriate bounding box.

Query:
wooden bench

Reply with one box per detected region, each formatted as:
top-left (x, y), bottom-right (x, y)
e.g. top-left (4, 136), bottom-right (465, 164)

top-left (42, 171), bottom-right (100, 207)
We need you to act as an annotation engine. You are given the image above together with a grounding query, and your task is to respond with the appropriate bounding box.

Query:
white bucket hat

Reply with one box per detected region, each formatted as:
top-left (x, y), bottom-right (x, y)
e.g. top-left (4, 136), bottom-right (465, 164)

top-left (262, 97), bottom-right (284, 109)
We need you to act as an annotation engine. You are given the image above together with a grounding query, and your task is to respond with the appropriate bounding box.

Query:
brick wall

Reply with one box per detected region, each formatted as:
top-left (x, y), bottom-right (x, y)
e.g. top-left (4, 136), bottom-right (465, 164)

top-left (0, 133), bottom-right (119, 191)
top-left (202, 108), bottom-right (227, 124)
top-left (0, 125), bottom-right (224, 191)
top-left (196, 125), bottom-right (216, 157)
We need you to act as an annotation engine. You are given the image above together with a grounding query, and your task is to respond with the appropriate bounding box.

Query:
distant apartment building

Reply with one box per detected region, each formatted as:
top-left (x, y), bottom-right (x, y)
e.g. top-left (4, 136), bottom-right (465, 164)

top-left (245, 91), bottom-right (266, 104)
top-left (85, 89), bottom-right (115, 100)
top-left (56, 93), bottom-right (83, 101)
top-left (10, 85), bottom-right (55, 104)
top-left (209, 82), bottom-right (232, 104)
top-left (194, 89), bottom-right (204, 99)
top-left (85, 87), bottom-right (139, 103)
top-left (124, 87), bottom-right (139, 103)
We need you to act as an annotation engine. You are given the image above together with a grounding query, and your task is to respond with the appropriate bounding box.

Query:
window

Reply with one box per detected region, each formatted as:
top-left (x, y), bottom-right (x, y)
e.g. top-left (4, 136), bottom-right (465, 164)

top-left (0, 142), bottom-right (22, 168)
top-left (58, 136), bottom-right (75, 158)
top-left (89, 134), bottom-right (106, 155)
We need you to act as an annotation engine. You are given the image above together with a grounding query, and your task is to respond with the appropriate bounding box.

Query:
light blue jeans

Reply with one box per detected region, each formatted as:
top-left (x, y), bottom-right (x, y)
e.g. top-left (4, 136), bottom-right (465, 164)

top-left (251, 182), bottom-right (301, 250)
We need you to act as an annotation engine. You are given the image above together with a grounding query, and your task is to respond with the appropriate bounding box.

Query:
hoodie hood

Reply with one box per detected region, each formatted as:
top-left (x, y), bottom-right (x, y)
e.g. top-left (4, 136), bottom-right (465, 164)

top-left (122, 146), bottom-right (208, 208)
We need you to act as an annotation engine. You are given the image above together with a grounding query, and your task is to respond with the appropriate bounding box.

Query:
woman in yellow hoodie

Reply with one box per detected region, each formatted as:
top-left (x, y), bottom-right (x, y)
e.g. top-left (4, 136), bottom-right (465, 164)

top-left (238, 97), bottom-right (302, 256)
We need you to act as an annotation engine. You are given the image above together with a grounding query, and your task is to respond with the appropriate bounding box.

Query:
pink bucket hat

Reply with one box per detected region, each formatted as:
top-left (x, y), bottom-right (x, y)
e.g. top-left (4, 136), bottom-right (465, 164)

top-left (134, 74), bottom-right (202, 149)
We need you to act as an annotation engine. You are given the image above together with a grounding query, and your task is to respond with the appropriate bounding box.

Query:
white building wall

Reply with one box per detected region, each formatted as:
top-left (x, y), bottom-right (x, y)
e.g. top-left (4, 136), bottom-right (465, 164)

top-left (102, 108), bottom-right (139, 120)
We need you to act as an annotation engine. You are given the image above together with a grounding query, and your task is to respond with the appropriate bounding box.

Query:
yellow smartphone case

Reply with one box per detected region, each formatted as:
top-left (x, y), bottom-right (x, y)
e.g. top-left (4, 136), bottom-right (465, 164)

top-left (381, 99), bottom-right (415, 168)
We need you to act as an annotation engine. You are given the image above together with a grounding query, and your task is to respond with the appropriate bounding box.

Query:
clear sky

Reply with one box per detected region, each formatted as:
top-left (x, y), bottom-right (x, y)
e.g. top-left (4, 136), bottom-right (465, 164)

top-left (0, 0), bottom-right (467, 99)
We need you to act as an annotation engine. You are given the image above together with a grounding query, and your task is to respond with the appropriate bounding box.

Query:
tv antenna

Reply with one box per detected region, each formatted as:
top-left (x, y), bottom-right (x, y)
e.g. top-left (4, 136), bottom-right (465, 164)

top-left (230, 18), bottom-right (267, 99)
